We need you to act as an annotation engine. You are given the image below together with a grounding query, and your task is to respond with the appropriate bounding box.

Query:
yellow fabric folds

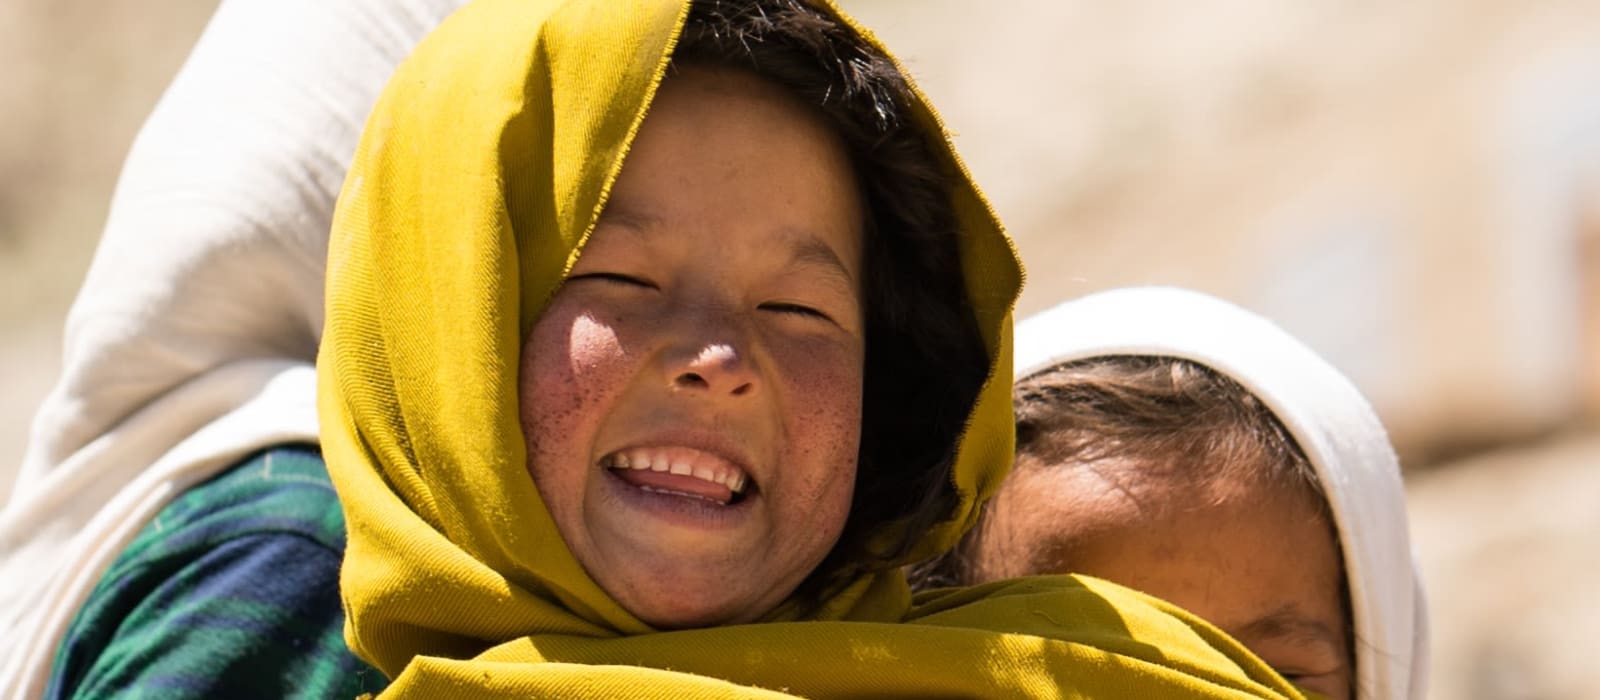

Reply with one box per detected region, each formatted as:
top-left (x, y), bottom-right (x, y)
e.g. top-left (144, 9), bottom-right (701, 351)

top-left (319, 0), bottom-right (1303, 696)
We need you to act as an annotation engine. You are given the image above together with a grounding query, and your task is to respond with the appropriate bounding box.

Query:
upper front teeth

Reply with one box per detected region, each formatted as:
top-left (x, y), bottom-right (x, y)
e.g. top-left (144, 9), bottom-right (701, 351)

top-left (607, 452), bottom-right (747, 493)
top-left (615, 453), bottom-right (670, 473)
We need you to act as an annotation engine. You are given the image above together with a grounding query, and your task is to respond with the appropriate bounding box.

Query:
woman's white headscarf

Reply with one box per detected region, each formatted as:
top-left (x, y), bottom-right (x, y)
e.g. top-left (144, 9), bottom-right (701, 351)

top-left (1013, 286), bottom-right (1429, 700)
top-left (0, 1), bottom-right (466, 695)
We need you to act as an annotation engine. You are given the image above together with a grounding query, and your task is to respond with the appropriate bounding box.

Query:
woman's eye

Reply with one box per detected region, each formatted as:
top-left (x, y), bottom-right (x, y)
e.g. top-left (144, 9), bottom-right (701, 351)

top-left (760, 302), bottom-right (832, 321)
top-left (1272, 668), bottom-right (1343, 698)
top-left (568, 272), bottom-right (655, 289)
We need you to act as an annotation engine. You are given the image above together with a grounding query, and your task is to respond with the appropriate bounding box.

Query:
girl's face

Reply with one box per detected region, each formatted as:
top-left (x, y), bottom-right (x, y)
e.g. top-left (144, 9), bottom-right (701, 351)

top-left (519, 65), bottom-right (866, 629)
top-left (973, 455), bottom-right (1352, 700)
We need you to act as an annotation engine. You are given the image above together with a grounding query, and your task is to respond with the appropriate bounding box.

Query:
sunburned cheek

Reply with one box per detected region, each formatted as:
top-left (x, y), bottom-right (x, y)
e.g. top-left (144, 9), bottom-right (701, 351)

top-left (565, 314), bottom-right (627, 374)
top-left (778, 347), bottom-right (864, 496)
top-left (522, 375), bottom-right (587, 457)
top-left (520, 312), bottom-right (627, 460)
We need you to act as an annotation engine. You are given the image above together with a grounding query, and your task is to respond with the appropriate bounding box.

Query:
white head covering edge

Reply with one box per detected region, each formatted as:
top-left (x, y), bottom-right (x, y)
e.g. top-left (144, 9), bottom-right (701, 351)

top-left (1014, 286), bottom-right (1429, 700)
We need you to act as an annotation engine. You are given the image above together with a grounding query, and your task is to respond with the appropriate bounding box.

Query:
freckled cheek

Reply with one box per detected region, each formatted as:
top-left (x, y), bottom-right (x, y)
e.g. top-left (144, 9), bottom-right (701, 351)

top-left (772, 341), bottom-right (864, 501)
top-left (519, 309), bottom-right (632, 469)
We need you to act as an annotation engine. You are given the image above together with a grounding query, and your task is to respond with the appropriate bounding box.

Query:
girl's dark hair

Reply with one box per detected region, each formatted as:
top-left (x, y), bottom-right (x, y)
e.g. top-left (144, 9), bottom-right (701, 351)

top-left (673, 0), bottom-right (988, 605)
top-left (911, 355), bottom-right (1332, 590)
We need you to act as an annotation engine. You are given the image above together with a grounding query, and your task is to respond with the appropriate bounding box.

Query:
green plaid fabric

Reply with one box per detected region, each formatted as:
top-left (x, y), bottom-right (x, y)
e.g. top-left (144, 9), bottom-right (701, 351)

top-left (46, 445), bottom-right (387, 699)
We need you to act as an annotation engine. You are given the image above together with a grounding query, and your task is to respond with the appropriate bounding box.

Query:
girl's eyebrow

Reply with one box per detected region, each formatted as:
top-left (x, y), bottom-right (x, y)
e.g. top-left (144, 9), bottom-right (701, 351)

top-left (595, 202), bottom-right (660, 233)
top-left (598, 201), bottom-right (857, 288)
top-left (784, 232), bottom-right (856, 287)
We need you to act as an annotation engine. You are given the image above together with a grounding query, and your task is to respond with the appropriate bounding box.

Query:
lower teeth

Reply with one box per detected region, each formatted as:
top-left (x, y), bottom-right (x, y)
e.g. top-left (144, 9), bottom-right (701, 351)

top-left (638, 484), bottom-right (724, 505)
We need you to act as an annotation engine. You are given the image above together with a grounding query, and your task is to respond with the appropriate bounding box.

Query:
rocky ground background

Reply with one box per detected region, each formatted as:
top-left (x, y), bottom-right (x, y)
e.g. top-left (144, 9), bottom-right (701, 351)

top-left (3, 2), bottom-right (1597, 698)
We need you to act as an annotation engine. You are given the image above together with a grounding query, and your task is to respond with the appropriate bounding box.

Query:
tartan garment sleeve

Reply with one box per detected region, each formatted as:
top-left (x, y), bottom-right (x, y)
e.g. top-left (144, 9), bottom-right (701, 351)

top-left (45, 446), bottom-right (388, 699)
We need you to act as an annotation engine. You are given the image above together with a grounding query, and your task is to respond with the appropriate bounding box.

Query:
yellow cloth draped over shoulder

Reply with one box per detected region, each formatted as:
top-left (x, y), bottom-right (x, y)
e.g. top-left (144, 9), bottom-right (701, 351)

top-left (319, 0), bottom-right (1304, 696)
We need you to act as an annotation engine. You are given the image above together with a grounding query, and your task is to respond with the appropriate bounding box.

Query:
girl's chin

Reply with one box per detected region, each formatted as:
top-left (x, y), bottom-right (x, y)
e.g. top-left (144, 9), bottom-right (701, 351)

top-left (609, 583), bottom-right (772, 630)
top-left (574, 468), bottom-right (831, 628)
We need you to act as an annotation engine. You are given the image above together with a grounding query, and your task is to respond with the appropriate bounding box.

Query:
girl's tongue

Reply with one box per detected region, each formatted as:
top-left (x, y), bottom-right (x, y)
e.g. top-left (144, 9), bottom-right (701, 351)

top-left (611, 468), bottom-right (735, 504)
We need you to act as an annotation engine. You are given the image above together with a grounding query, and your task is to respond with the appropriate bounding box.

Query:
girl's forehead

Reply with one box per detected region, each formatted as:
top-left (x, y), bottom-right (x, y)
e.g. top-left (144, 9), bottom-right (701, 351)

top-left (585, 68), bottom-right (864, 275)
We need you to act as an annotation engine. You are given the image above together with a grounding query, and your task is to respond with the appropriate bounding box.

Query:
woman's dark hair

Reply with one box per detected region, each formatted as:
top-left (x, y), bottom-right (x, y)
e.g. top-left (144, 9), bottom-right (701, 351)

top-left (673, 0), bottom-right (989, 605)
top-left (910, 354), bottom-right (1333, 589)
top-left (910, 355), bottom-right (1356, 687)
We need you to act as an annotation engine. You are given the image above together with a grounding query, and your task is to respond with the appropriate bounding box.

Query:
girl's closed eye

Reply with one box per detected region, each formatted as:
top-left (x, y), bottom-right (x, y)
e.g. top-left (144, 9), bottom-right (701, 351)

top-left (759, 301), bottom-right (833, 322)
top-left (568, 272), bottom-right (658, 289)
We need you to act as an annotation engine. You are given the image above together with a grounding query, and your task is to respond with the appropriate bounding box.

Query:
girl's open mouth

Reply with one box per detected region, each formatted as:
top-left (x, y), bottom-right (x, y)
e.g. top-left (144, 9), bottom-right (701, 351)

top-left (600, 447), bottom-right (753, 506)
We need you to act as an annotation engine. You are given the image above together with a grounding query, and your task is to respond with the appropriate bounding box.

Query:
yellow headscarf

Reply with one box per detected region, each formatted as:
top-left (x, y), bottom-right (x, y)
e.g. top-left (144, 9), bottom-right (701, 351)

top-left (319, 0), bottom-right (1304, 696)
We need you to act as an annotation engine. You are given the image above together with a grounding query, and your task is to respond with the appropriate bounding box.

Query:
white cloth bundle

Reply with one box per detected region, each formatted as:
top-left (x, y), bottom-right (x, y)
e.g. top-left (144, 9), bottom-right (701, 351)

top-left (1013, 286), bottom-right (1429, 700)
top-left (0, 1), bottom-right (466, 695)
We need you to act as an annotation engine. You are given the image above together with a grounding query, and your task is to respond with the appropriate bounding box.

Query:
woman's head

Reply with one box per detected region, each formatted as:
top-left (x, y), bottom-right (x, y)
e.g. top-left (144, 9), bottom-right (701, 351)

top-left (909, 286), bottom-right (1429, 700)
top-left (519, 0), bottom-right (987, 628)
top-left (940, 356), bottom-right (1353, 698)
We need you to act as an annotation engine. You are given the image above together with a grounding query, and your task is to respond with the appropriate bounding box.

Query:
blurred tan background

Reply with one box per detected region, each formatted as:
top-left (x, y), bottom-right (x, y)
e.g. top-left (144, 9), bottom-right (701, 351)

top-left (3, 1), bottom-right (1597, 697)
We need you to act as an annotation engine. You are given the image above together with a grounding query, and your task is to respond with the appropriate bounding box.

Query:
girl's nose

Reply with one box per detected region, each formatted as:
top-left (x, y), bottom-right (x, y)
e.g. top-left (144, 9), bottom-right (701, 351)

top-left (668, 341), bottom-right (757, 398)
